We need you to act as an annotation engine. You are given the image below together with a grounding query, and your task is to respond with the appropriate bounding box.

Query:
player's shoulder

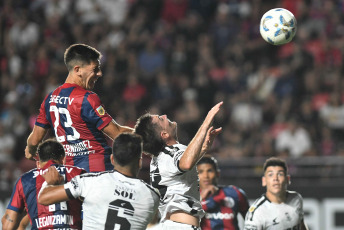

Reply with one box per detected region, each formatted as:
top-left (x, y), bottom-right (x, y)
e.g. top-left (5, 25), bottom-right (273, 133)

top-left (248, 194), bottom-right (269, 214)
top-left (63, 165), bottom-right (86, 173)
top-left (20, 168), bottom-right (38, 179)
top-left (161, 144), bottom-right (186, 157)
top-left (141, 179), bottom-right (161, 198)
top-left (286, 190), bottom-right (304, 202)
top-left (79, 170), bottom-right (112, 179)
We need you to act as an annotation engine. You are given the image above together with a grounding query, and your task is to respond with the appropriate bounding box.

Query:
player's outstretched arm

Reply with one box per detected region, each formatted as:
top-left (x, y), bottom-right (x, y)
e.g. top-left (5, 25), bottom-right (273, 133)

top-left (25, 125), bottom-right (48, 160)
top-left (1, 209), bottom-right (21, 230)
top-left (179, 102), bottom-right (223, 171)
top-left (102, 119), bottom-right (134, 140)
top-left (38, 166), bottom-right (69, 205)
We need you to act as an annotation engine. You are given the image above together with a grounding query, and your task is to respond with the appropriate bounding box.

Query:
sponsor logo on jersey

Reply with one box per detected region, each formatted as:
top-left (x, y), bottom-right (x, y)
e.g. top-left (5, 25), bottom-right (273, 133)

top-left (272, 217), bottom-right (279, 225)
top-left (96, 106), bottom-right (105, 115)
top-left (224, 197), bottom-right (235, 208)
top-left (114, 185), bottom-right (136, 200)
top-left (49, 95), bottom-right (75, 105)
top-left (35, 214), bottom-right (74, 228)
top-left (205, 212), bottom-right (234, 220)
top-left (33, 166), bottom-right (73, 178)
top-left (244, 224), bottom-right (258, 230)
top-left (285, 212), bottom-right (291, 221)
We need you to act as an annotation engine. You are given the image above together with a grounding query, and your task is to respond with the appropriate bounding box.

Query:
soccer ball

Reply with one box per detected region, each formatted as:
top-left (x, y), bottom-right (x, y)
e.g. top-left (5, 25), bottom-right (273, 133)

top-left (260, 8), bottom-right (297, 45)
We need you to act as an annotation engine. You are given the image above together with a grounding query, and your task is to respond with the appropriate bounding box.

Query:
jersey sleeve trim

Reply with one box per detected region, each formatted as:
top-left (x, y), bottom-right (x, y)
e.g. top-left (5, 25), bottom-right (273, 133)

top-left (65, 188), bottom-right (75, 200)
top-left (248, 195), bottom-right (267, 221)
top-left (35, 121), bottom-right (51, 129)
top-left (6, 205), bottom-right (22, 213)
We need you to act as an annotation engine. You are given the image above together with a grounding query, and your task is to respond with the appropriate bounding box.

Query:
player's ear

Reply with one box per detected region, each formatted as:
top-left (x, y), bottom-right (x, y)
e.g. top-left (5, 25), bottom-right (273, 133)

top-left (110, 154), bottom-right (115, 166)
top-left (161, 131), bottom-right (169, 140)
top-left (287, 174), bottom-right (291, 185)
top-left (139, 156), bottom-right (142, 169)
top-left (262, 176), bottom-right (267, 187)
top-left (36, 161), bottom-right (40, 169)
top-left (73, 65), bottom-right (81, 75)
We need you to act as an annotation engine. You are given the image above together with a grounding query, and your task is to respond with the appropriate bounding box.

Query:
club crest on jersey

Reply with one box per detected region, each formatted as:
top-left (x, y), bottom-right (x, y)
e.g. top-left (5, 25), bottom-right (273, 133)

top-left (249, 206), bottom-right (256, 212)
top-left (96, 106), bottom-right (105, 116)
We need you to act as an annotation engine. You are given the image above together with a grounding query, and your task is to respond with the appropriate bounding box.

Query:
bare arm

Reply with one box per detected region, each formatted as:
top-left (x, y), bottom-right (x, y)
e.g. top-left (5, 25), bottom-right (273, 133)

top-left (17, 214), bottom-right (30, 230)
top-left (38, 185), bottom-right (69, 205)
top-left (1, 210), bottom-right (21, 230)
top-left (102, 120), bottom-right (134, 140)
top-left (179, 102), bottom-right (223, 171)
top-left (25, 125), bottom-right (49, 160)
top-left (38, 166), bottom-right (69, 205)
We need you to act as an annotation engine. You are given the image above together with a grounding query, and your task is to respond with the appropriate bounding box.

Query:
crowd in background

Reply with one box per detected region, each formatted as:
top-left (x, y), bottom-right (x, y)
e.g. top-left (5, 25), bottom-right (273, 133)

top-left (1, 0), bottom-right (344, 190)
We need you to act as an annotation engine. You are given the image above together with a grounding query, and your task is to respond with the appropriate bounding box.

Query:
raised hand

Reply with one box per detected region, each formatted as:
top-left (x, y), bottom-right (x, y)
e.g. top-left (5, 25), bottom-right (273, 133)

top-left (42, 166), bottom-right (64, 185)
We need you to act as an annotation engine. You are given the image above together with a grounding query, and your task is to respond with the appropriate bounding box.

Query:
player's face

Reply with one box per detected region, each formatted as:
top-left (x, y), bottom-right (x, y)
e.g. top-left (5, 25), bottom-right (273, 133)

top-left (80, 60), bottom-right (102, 90)
top-left (197, 163), bottom-right (218, 189)
top-left (152, 115), bottom-right (177, 140)
top-left (262, 166), bottom-right (289, 198)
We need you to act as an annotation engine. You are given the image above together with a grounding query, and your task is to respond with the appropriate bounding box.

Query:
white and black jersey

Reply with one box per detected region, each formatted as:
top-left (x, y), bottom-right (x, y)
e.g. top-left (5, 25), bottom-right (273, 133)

top-left (244, 191), bottom-right (304, 230)
top-left (150, 143), bottom-right (205, 222)
top-left (64, 170), bottom-right (160, 230)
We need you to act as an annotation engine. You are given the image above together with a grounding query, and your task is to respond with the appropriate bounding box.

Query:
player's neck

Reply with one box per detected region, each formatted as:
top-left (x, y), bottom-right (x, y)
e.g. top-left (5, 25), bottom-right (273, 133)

top-left (165, 139), bottom-right (178, 146)
top-left (65, 74), bottom-right (81, 86)
top-left (266, 191), bottom-right (287, 204)
top-left (115, 165), bottom-right (137, 178)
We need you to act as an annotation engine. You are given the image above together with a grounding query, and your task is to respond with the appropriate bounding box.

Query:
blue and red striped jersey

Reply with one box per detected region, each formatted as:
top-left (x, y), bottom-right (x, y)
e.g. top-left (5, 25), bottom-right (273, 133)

top-left (7, 160), bottom-right (85, 230)
top-left (36, 83), bottom-right (113, 172)
top-left (201, 185), bottom-right (249, 230)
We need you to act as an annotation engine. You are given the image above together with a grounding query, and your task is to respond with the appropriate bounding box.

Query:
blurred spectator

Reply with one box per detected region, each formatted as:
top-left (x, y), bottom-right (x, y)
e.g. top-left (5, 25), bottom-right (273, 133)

top-left (138, 40), bottom-right (166, 82)
top-left (319, 92), bottom-right (344, 142)
top-left (275, 117), bottom-right (312, 158)
top-left (8, 12), bottom-right (39, 51)
top-left (0, 122), bottom-right (15, 163)
top-left (161, 0), bottom-right (188, 25)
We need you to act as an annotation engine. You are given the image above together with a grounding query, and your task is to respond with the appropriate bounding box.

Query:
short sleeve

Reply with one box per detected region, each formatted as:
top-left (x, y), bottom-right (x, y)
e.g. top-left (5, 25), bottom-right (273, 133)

top-left (244, 206), bottom-right (263, 230)
top-left (81, 93), bottom-right (112, 130)
top-left (64, 175), bottom-right (84, 199)
top-left (35, 94), bottom-right (51, 128)
top-left (7, 178), bottom-right (25, 213)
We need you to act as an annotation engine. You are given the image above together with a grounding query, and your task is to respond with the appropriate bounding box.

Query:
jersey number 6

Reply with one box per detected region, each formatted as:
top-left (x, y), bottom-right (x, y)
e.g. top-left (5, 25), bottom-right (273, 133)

top-left (105, 199), bottom-right (134, 230)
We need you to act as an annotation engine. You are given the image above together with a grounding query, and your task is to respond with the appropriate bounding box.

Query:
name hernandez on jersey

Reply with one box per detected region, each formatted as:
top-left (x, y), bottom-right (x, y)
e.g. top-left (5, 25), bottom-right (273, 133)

top-left (64, 170), bottom-right (160, 230)
top-left (244, 191), bottom-right (304, 230)
top-left (150, 144), bottom-right (205, 222)
top-left (35, 83), bottom-right (113, 172)
top-left (7, 161), bottom-right (84, 230)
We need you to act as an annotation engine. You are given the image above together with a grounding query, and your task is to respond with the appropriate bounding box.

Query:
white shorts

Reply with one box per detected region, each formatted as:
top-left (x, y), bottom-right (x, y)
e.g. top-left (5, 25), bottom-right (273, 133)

top-left (161, 220), bottom-right (201, 230)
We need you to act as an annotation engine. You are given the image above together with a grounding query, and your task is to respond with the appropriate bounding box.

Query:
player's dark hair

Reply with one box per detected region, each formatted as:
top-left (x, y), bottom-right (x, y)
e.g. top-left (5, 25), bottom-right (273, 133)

top-left (112, 133), bottom-right (143, 166)
top-left (263, 157), bottom-right (288, 174)
top-left (38, 139), bottom-right (65, 162)
top-left (197, 156), bottom-right (219, 172)
top-left (134, 113), bottom-right (165, 156)
top-left (64, 44), bottom-right (101, 71)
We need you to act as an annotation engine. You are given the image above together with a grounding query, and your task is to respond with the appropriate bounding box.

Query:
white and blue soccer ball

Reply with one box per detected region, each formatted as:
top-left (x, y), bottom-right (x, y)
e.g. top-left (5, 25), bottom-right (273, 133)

top-left (260, 8), bottom-right (297, 45)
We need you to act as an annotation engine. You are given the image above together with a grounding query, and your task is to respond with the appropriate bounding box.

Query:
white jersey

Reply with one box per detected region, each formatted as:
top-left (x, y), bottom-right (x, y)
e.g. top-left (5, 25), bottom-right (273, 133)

top-left (64, 170), bottom-right (160, 230)
top-left (244, 191), bottom-right (304, 230)
top-left (150, 143), bottom-right (205, 222)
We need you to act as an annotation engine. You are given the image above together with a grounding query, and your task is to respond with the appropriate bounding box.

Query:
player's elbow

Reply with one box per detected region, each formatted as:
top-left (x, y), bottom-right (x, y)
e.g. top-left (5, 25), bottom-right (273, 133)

top-left (1, 215), bottom-right (15, 230)
top-left (38, 193), bottom-right (51, 206)
top-left (179, 160), bottom-right (193, 171)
